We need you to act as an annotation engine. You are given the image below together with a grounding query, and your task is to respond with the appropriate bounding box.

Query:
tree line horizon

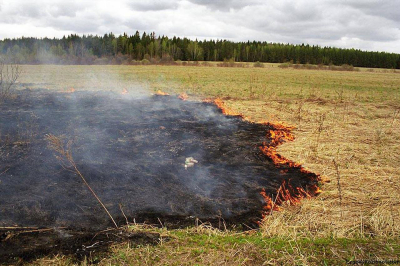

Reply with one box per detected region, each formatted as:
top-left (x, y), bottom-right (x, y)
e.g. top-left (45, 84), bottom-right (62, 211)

top-left (1, 31), bottom-right (399, 69)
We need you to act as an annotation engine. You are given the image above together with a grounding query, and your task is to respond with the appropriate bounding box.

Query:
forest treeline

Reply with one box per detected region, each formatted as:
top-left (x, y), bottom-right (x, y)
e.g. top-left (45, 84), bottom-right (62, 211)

top-left (1, 31), bottom-right (399, 69)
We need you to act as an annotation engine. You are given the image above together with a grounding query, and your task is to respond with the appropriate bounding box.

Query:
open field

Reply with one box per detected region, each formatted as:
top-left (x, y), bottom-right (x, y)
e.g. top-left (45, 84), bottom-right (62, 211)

top-left (5, 64), bottom-right (400, 264)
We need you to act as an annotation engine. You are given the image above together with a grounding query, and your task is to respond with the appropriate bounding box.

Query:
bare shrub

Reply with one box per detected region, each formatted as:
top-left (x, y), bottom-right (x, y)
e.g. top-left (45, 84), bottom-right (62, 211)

top-left (0, 59), bottom-right (21, 101)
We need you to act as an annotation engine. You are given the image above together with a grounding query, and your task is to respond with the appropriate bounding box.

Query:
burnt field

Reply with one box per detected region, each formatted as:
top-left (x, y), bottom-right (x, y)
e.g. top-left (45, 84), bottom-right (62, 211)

top-left (0, 89), bottom-right (320, 261)
top-left (0, 89), bottom-right (320, 228)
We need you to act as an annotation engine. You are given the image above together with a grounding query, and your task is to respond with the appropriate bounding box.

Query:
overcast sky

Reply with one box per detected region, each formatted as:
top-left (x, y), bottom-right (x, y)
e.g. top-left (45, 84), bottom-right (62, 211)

top-left (0, 0), bottom-right (399, 53)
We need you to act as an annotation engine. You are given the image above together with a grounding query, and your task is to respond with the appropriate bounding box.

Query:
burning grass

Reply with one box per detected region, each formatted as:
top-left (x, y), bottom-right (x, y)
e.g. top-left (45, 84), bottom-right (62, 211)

top-left (213, 98), bottom-right (322, 217)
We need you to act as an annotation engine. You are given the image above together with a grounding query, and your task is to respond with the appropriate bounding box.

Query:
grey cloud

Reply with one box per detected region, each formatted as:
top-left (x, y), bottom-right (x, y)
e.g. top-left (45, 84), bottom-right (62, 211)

top-left (0, 0), bottom-right (399, 53)
top-left (13, 3), bottom-right (43, 18)
top-left (45, 18), bottom-right (101, 33)
top-left (336, 0), bottom-right (400, 22)
top-left (0, 2), bottom-right (88, 24)
top-left (129, 0), bottom-right (180, 11)
top-left (47, 3), bottom-right (80, 18)
top-left (43, 11), bottom-right (119, 33)
top-left (229, 0), bottom-right (399, 46)
top-left (187, 0), bottom-right (261, 11)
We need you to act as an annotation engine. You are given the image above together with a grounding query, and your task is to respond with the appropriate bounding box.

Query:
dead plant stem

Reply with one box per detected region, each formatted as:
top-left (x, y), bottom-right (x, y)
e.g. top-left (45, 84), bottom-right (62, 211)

top-left (71, 161), bottom-right (118, 228)
top-left (332, 159), bottom-right (342, 207)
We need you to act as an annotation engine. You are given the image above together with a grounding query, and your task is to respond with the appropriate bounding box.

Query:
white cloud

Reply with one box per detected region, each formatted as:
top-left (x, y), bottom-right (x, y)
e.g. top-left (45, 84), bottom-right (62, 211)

top-left (0, 0), bottom-right (399, 53)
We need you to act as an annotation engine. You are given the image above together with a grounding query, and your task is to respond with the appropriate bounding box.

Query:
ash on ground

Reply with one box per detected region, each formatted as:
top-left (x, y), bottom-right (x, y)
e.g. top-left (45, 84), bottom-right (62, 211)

top-left (0, 89), bottom-right (318, 229)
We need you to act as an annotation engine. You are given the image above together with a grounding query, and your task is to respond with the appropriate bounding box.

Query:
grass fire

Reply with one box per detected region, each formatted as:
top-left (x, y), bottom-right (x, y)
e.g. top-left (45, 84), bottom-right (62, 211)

top-left (0, 88), bottom-right (321, 224)
top-left (0, 64), bottom-right (399, 265)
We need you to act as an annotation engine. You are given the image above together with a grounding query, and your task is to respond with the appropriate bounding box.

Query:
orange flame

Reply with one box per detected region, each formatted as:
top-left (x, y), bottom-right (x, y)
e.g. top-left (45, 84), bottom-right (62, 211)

top-left (155, 90), bottom-right (169, 96)
top-left (261, 181), bottom-right (322, 218)
top-left (211, 98), bottom-right (323, 218)
top-left (178, 92), bottom-right (189, 101)
top-left (63, 88), bottom-right (75, 93)
top-left (213, 98), bottom-right (244, 117)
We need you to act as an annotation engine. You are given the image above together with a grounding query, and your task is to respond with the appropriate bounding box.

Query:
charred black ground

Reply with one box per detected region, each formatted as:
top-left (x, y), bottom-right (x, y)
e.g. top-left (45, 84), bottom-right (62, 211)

top-left (0, 89), bottom-right (318, 229)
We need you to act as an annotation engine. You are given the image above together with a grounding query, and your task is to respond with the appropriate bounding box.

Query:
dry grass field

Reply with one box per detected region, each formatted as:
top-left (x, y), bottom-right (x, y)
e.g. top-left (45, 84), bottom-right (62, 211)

top-left (11, 64), bottom-right (400, 265)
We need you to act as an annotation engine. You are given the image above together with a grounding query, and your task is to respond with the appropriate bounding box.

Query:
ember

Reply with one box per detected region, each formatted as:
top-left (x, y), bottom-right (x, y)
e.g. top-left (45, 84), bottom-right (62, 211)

top-left (0, 90), bottom-right (320, 230)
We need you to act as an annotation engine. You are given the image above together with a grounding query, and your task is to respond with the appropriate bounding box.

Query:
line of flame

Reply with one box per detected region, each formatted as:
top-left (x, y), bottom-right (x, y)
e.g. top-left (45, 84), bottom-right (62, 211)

top-left (60, 88), bottom-right (75, 93)
top-left (211, 98), bottom-right (322, 218)
top-left (178, 92), bottom-right (188, 100)
top-left (155, 90), bottom-right (170, 96)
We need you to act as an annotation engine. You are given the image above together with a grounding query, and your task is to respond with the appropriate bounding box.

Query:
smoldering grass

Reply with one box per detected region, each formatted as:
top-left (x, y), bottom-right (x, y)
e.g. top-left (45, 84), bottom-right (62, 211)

top-left (45, 134), bottom-right (118, 228)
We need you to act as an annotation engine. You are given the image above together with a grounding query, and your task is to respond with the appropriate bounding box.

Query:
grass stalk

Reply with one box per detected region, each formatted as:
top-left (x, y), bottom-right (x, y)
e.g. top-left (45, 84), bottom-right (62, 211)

top-left (45, 134), bottom-right (118, 228)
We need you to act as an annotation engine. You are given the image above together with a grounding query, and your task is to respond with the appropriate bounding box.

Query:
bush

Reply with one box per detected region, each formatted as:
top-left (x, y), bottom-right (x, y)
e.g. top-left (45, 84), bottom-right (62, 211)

top-left (149, 58), bottom-right (159, 64)
top-left (159, 55), bottom-right (175, 65)
top-left (340, 64), bottom-right (354, 71)
top-left (141, 59), bottom-right (150, 65)
top-left (278, 62), bottom-right (293, 68)
top-left (253, 61), bottom-right (264, 68)
top-left (217, 58), bottom-right (239, 67)
top-left (189, 61), bottom-right (200, 66)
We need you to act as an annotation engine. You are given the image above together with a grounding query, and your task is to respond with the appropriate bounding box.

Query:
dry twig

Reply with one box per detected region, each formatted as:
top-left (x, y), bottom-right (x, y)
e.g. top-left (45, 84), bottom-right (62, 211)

top-left (45, 134), bottom-right (118, 228)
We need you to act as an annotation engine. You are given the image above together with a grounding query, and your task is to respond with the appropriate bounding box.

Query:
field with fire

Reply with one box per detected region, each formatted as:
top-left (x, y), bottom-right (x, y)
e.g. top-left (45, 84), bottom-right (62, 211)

top-left (1, 64), bottom-right (400, 265)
